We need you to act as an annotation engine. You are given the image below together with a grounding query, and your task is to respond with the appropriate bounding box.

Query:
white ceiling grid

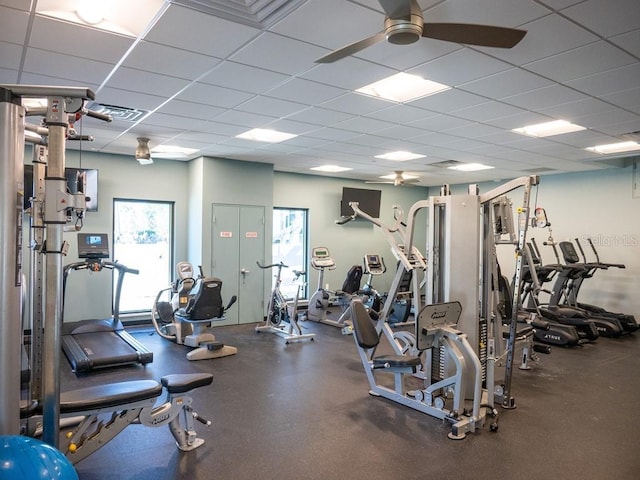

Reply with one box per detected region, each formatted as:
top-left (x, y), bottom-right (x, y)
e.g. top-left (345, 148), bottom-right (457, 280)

top-left (0, 0), bottom-right (638, 186)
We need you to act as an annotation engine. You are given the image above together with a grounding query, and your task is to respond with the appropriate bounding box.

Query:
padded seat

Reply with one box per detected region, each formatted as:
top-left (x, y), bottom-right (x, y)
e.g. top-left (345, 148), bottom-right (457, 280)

top-left (58, 380), bottom-right (162, 414)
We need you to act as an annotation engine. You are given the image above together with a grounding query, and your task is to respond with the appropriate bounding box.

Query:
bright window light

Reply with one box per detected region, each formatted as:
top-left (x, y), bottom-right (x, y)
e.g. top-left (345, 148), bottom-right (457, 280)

top-left (512, 120), bottom-right (586, 137)
top-left (375, 151), bottom-right (426, 161)
top-left (236, 128), bottom-right (297, 143)
top-left (356, 72), bottom-right (450, 103)
top-left (310, 165), bottom-right (353, 173)
top-left (448, 163), bottom-right (494, 172)
top-left (585, 141), bottom-right (640, 154)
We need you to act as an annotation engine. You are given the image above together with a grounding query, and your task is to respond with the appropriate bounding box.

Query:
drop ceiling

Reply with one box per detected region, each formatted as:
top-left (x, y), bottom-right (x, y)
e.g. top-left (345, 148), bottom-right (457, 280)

top-left (1, 0), bottom-right (639, 186)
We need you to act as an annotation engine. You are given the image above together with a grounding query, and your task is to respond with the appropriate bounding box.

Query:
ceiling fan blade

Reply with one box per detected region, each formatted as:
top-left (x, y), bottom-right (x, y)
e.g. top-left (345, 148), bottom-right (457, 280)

top-left (378, 0), bottom-right (413, 19)
top-left (315, 32), bottom-right (386, 63)
top-left (422, 23), bottom-right (527, 48)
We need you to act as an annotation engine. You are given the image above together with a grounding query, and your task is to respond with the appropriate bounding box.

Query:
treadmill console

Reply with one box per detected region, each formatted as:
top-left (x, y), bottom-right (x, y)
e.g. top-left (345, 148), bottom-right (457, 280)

top-left (77, 233), bottom-right (109, 259)
top-left (364, 254), bottom-right (385, 275)
top-left (311, 247), bottom-right (335, 269)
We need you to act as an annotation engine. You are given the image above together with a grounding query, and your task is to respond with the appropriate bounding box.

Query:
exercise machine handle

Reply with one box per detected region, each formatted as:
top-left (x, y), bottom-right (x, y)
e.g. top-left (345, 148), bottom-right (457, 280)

top-left (82, 108), bottom-right (113, 123)
top-left (256, 260), bottom-right (288, 270)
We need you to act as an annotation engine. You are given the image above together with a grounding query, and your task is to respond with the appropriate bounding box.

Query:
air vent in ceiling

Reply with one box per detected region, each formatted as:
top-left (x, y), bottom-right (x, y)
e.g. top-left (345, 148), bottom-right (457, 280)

top-left (171, 0), bottom-right (306, 29)
top-left (427, 160), bottom-right (463, 168)
top-left (86, 102), bottom-right (149, 123)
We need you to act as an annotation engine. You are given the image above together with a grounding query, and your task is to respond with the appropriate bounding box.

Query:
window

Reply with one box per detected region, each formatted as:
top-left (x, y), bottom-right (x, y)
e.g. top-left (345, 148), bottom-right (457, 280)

top-left (273, 208), bottom-right (308, 300)
top-left (113, 199), bottom-right (174, 314)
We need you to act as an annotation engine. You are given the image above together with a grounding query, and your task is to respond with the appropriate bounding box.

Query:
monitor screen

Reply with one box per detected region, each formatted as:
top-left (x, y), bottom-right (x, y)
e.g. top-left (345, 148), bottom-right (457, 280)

top-left (77, 233), bottom-right (109, 259)
top-left (340, 187), bottom-right (381, 218)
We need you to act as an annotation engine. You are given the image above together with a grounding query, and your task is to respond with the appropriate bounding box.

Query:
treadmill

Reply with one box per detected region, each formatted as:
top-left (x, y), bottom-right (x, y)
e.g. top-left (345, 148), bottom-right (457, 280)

top-left (61, 233), bottom-right (153, 374)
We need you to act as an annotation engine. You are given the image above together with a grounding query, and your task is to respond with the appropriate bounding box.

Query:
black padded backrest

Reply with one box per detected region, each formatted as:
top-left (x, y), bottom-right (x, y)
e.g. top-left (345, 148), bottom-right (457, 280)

top-left (559, 241), bottom-right (580, 264)
top-left (350, 300), bottom-right (380, 349)
top-left (185, 277), bottom-right (224, 320)
top-left (341, 265), bottom-right (363, 294)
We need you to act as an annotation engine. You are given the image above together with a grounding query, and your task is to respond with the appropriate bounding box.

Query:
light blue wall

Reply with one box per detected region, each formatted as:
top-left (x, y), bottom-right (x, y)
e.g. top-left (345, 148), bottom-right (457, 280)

top-left (24, 147), bottom-right (189, 322)
top-left (23, 146), bottom-right (639, 322)
top-left (273, 171), bottom-right (429, 293)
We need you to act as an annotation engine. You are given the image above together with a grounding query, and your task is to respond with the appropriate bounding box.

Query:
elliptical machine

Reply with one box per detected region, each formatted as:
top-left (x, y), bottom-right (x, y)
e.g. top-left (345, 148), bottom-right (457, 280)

top-left (151, 262), bottom-right (238, 361)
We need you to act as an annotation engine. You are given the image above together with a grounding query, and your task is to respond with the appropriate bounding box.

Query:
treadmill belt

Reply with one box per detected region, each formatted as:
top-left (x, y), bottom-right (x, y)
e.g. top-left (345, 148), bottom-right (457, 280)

top-left (63, 331), bottom-right (139, 371)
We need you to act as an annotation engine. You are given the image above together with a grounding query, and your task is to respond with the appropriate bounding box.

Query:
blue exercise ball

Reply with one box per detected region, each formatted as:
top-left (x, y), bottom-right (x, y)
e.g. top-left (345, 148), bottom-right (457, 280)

top-left (0, 436), bottom-right (78, 480)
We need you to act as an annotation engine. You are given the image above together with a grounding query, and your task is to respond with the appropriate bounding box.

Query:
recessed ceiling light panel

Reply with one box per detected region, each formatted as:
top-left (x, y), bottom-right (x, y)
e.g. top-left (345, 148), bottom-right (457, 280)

top-left (310, 165), bottom-right (353, 173)
top-left (236, 128), bottom-right (297, 143)
top-left (448, 163), bottom-right (494, 172)
top-left (512, 120), bottom-right (586, 137)
top-left (356, 72), bottom-right (450, 103)
top-left (585, 141), bottom-right (640, 154)
top-left (375, 151), bottom-right (426, 161)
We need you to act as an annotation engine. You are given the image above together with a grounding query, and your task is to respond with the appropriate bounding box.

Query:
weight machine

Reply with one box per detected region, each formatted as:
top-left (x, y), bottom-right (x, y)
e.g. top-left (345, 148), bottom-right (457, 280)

top-left (0, 85), bottom-right (212, 462)
top-left (339, 176), bottom-right (541, 437)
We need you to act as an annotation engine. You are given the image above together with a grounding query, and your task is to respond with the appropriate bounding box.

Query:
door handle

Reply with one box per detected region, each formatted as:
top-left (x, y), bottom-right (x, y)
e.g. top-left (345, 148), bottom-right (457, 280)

top-left (240, 268), bottom-right (250, 275)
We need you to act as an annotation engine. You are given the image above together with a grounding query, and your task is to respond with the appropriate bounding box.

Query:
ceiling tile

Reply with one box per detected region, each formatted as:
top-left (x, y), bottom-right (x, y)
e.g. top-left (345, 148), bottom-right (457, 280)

top-left (213, 109), bottom-right (279, 128)
top-left (0, 6), bottom-right (28, 43)
top-left (199, 61), bottom-right (289, 94)
top-left (0, 41), bottom-right (23, 70)
top-left (501, 84), bottom-right (587, 110)
top-left (301, 56), bottom-right (395, 90)
top-left (270, 0), bottom-right (381, 52)
top-left (524, 41), bottom-right (636, 83)
top-left (123, 41), bottom-right (222, 80)
top-left (566, 63), bottom-right (640, 97)
top-left (319, 92), bottom-right (391, 116)
top-left (29, 16), bottom-right (133, 63)
top-left (423, 0), bottom-right (549, 26)
top-left (265, 78), bottom-right (343, 105)
top-left (409, 49), bottom-right (512, 86)
top-left (23, 48), bottom-right (113, 85)
top-left (460, 68), bottom-right (553, 99)
top-left (487, 14), bottom-right (600, 65)
top-left (145, 4), bottom-right (260, 57)
top-left (410, 89), bottom-right (488, 114)
top-left (105, 66), bottom-right (191, 98)
top-left (176, 82), bottom-right (254, 109)
top-left (231, 32), bottom-right (327, 76)
top-left (157, 99), bottom-right (226, 121)
top-left (286, 107), bottom-right (353, 126)
top-left (0, 67), bottom-right (18, 83)
top-left (234, 95), bottom-right (308, 118)
top-left (609, 29), bottom-right (640, 57)
top-left (562, 0), bottom-right (640, 37)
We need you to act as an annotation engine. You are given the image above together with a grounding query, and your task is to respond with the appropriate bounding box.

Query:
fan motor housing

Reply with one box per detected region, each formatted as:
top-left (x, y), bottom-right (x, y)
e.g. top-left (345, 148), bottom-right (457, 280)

top-left (384, 15), bottom-right (423, 45)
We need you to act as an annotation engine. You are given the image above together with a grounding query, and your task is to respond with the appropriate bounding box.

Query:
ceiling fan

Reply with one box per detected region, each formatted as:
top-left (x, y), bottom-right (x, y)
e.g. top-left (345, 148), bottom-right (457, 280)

top-left (315, 0), bottom-right (527, 63)
top-left (367, 171), bottom-right (421, 187)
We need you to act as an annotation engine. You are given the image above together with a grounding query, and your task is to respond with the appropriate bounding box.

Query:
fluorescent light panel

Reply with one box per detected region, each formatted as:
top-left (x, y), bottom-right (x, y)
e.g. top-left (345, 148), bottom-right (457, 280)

top-left (448, 163), bottom-right (494, 172)
top-left (585, 141), bottom-right (640, 154)
top-left (151, 145), bottom-right (199, 158)
top-left (512, 120), bottom-right (586, 137)
top-left (310, 165), bottom-right (352, 173)
top-left (356, 72), bottom-right (450, 103)
top-left (236, 128), bottom-right (297, 143)
top-left (375, 151), bottom-right (425, 161)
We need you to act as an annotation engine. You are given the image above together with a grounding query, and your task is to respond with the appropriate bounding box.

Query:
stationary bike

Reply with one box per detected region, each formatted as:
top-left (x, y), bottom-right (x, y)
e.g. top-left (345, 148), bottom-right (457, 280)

top-left (151, 262), bottom-right (238, 361)
top-left (306, 246), bottom-right (345, 328)
top-left (255, 261), bottom-right (315, 343)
